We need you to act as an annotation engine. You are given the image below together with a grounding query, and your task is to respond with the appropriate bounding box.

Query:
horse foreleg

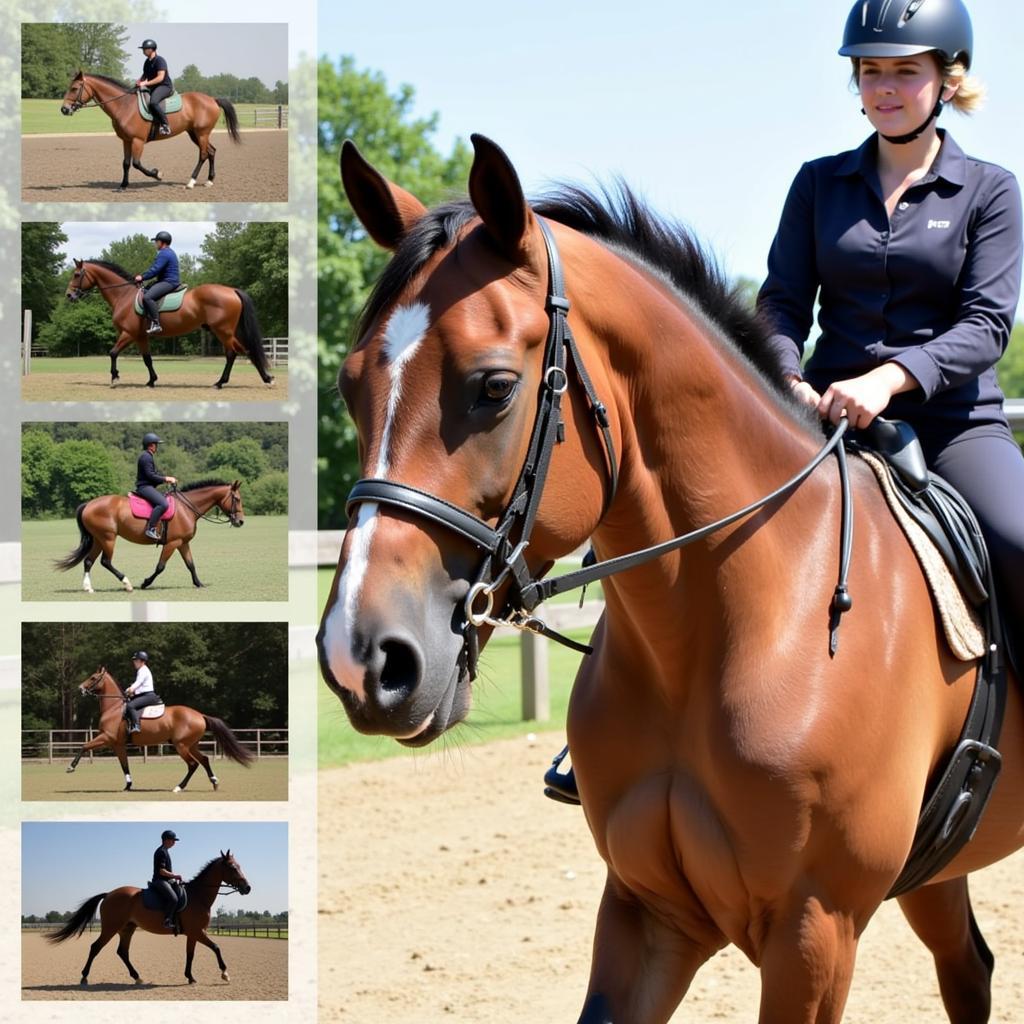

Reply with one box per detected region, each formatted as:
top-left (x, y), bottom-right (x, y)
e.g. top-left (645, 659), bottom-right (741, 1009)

top-left (577, 875), bottom-right (715, 1024)
top-left (140, 545), bottom-right (174, 590)
top-left (899, 877), bottom-right (994, 1024)
top-left (116, 923), bottom-right (142, 983)
top-left (130, 136), bottom-right (162, 182)
top-left (195, 931), bottom-right (230, 981)
top-left (185, 935), bottom-right (198, 983)
top-left (178, 540), bottom-right (205, 588)
top-left (100, 538), bottom-right (133, 592)
top-left (67, 733), bottom-right (110, 773)
top-left (214, 351), bottom-right (237, 389)
top-left (757, 893), bottom-right (860, 1024)
top-left (80, 924), bottom-right (118, 985)
top-left (136, 336), bottom-right (158, 387)
top-left (109, 334), bottom-right (135, 386)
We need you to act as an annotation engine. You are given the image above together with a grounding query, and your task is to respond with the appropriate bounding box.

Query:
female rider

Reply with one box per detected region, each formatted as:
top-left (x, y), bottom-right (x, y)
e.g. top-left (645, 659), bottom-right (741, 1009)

top-left (124, 650), bottom-right (162, 733)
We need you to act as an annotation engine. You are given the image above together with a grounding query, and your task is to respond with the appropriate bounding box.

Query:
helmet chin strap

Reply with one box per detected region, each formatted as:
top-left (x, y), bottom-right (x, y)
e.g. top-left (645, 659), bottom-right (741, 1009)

top-left (874, 97), bottom-right (946, 145)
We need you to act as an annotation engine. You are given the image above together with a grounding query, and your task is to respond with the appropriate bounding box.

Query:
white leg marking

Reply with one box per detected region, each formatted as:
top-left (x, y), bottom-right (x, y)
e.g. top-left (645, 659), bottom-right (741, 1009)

top-left (185, 178), bottom-right (196, 190)
top-left (173, 785), bottom-right (182, 793)
top-left (122, 576), bottom-right (133, 592)
top-left (125, 774), bottom-right (132, 784)
top-left (83, 572), bottom-right (93, 593)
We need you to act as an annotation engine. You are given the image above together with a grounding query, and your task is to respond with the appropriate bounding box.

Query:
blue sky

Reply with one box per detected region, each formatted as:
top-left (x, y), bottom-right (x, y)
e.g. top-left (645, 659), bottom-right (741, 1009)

top-left (55, 222), bottom-right (215, 263)
top-left (22, 822), bottom-right (288, 916)
top-left (320, 0), bottom-right (1024, 312)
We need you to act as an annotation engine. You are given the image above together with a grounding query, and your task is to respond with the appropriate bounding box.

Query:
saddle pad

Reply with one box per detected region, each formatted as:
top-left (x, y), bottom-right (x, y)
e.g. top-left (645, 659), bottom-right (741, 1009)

top-left (140, 704), bottom-right (166, 719)
top-left (137, 89), bottom-right (183, 120)
top-left (128, 493), bottom-right (175, 521)
top-left (141, 882), bottom-right (187, 913)
top-left (861, 451), bottom-right (984, 661)
top-left (133, 285), bottom-right (187, 315)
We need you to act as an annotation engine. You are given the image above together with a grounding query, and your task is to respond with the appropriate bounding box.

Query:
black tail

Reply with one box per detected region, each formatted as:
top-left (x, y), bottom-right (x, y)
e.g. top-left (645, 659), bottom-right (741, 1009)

top-left (216, 98), bottom-right (241, 143)
top-left (234, 289), bottom-right (273, 381)
top-left (54, 503), bottom-right (93, 571)
top-left (204, 715), bottom-right (255, 766)
top-left (46, 893), bottom-right (106, 943)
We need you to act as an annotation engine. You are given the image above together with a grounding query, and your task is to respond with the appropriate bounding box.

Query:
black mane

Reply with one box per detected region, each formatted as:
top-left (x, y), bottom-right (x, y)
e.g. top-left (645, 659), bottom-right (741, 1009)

top-left (186, 856), bottom-right (227, 889)
top-left (83, 71), bottom-right (132, 91)
top-left (180, 479), bottom-right (230, 492)
top-left (355, 183), bottom-right (787, 391)
top-left (86, 259), bottom-right (134, 282)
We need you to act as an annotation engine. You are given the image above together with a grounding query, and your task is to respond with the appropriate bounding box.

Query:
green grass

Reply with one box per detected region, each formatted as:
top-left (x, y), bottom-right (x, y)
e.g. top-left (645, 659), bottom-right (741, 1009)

top-left (316, 567), bottom-right (593, 766)
top-left (22, 98), bottom-right (285, 134)
top-left (27, 356), bottom-right (289, 378)
top-left (22, 757), bottom-right (287, 801)
top-left (22, 515), bottom-right (288, 602)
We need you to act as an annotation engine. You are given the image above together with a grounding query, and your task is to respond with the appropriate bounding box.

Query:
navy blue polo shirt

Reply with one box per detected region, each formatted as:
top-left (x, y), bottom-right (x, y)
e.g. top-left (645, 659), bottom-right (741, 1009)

top-left (758, 130), bottom-right (1023, 440)
top-left (142, 55), bottom-right (173, 91)
top-left (141, 247), bottom-right (180, 286)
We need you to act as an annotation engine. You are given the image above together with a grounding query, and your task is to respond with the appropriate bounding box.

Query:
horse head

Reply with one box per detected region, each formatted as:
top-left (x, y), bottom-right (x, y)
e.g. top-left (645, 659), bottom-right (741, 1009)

top-left (219, 849), bottom-right (251, 894)
top-left (66, 259), bottom-right (93, 302)
top-left (60, 71), bottom-right (90, 116)
top-left (317, 135), bottom-right (614, 746)
top-left (79, 666), bottom-right (108, 696)
top-left (220, 481), bottom-right (245, 527)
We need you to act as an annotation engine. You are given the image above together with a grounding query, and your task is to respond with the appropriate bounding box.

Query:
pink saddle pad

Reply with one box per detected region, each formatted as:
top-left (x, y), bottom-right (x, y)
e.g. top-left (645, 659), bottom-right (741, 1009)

top-left (128, 494), bottom-right (176, 521)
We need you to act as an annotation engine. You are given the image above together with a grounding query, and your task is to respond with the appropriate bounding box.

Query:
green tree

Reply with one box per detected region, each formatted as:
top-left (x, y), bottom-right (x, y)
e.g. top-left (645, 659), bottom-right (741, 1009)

top-left (36, 298), bottom-right (116, 357)
top-left (273, 80), bottom-right (288, 104)
top-left (51, 441), bottom-right (118, 515)
top-left (204, 438), bottom-right (268, 482)
top-left (100, 233), bottom-right (157, 276)
top-left (21, 23), bottom-right (129, 97)
top-left (21, 431), bottom-right (59, 519)
top-left (177, 63), bottom-right (204, 93)
top-left (245, 471), bottom-right (288, 515)
top-left (317, 56), bottom-right (472, 528)
top-left (996, 322), bottom-right (1024, 398)
top-left (21, 224), bottom-right (68, 337)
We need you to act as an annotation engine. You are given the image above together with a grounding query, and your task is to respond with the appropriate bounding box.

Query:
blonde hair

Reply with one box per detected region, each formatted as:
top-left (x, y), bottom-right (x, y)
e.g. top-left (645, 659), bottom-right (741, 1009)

top-left (849, 55), bottom-right (986, 114)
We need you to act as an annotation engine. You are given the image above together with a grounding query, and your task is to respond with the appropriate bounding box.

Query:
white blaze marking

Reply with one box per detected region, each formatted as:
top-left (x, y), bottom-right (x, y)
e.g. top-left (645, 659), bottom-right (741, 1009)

top-left (324, 302), bottom-right (431, 695)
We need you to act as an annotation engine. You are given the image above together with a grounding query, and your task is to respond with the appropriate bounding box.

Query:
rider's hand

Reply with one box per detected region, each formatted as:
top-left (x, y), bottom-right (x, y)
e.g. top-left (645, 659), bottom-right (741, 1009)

top-left (787, 377), bottom-right (821, 411)
top-left (134, 275), bottom-right (143, 283)
top-left (165, 476), bottom-right (177, 484)
top-left (136, 79), bottom-right (145, 88)
top-left (817, 363), bottom-right (915, 429)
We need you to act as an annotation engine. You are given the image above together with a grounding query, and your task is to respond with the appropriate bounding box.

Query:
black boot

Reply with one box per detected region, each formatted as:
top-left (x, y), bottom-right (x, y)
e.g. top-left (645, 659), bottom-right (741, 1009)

top-left (543, 745), bottom-right (580, 804)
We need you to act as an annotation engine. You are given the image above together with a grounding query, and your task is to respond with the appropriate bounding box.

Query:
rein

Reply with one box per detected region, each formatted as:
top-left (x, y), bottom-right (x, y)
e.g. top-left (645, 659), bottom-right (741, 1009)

top-left (170, 486), bottom-right (239, 525)
top-left (345, 217), bottom-right (855, 671)
top-left (67, 78), bottom-right (136, 112)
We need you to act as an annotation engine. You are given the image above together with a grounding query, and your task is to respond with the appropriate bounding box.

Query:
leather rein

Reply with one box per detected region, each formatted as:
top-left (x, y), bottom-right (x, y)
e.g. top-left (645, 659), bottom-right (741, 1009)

top-left (171, 486), bottom-right (241, 526)
top-left (345, 217), bottom-right (854, 677)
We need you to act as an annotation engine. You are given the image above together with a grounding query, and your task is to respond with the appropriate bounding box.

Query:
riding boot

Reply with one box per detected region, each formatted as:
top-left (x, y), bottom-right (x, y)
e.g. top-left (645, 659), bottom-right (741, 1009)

top-left (543, 745), bottom-right (581, 804)
top-left (147, 318), bottom-right (162, 334)
top-left (144, 508), bottom-right (163, 541)
top-left (127, 712), bottom-right (141, 733)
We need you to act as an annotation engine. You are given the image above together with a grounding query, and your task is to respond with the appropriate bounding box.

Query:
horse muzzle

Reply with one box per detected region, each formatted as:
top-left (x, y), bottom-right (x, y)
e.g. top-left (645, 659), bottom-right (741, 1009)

top-left (231, 518), bottom-right (244, 528)
top-left (238, 883), bottom-right (251, 895)
top-left (60, 105), bottom-right (74, 116)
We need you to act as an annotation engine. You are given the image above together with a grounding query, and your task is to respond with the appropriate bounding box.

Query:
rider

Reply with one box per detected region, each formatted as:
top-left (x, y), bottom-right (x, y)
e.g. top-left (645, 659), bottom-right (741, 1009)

top-left (759, 1), bottom-right (1023, 640)
top-left (136, 39), bottom-right (173, 137)
top-left (136, 432), bottom-right (178, 541)
top-left (134, 231), bottom-right (180, 335)
top-left (124, 650), bottom-right (162, 733)
top-left (152, 829), bottom-right (184, 931)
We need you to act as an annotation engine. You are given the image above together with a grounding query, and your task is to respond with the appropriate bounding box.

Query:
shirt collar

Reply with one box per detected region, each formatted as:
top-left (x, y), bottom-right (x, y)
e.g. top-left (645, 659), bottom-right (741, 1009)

top-left (833, 129), bottom-right (966, 186)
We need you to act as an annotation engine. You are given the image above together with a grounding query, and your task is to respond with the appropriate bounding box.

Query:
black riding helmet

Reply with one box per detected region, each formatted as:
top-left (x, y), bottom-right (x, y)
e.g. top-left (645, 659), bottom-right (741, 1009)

top-left (142, 432), bottom-right (162, 447)
top-left (139, 39), bottom-right (158, 51)
top-left (132, 650), bottom-right (149, 662)
top-left (151, 231), bottom-right (172, 245)
top-left (161, 830), bottom-right (180, 841)
top-left (840, 0), bottom-right (973, 144)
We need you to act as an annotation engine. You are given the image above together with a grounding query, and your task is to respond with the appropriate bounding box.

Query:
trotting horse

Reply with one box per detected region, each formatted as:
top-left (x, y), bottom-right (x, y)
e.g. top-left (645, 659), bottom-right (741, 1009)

top-left (59, 71), bottom-right (241, 190)
top-left (47, 851), bottom-right (251, 986)
top-left (66, 259), bottom-right (275, 389)
top-left (317, 136), bottom-right (1024, 1023)
top-left (55, 480), bottom-right (244, 592)
top-left (66, 666), bottom-right (254, 791)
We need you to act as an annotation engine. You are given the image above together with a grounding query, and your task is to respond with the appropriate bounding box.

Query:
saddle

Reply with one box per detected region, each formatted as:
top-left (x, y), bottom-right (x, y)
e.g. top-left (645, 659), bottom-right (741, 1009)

top-left (857, 419), bottom-right (1012, 898)
top-left (142, 880), bottom-right (187, 934)
top-left (128, 492), bottom-right (176, 521)
top-left (136, 88), bottom-right (183, 120)
top-left (133, 284), bottom-right (187, 316)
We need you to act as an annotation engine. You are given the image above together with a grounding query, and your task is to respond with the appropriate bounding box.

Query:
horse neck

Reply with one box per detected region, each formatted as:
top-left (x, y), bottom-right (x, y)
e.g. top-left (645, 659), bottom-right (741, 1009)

top-left (181, 487), bottom-right (224, 515)
top-left (96, 673), bottom-right (125, 722)
top-left (85, 75), bottom-right (129, 113)
top-left (565, 234), bottom-right (833, 643)
top-left (86, 263), bottom-right (132, 311)
top-left (186, 863), bottom-right (224, 909)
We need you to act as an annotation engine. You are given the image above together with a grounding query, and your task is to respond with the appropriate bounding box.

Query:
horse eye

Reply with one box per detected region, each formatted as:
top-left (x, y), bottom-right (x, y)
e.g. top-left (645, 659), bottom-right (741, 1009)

top-left (479, 373), bottom-right (519, 406)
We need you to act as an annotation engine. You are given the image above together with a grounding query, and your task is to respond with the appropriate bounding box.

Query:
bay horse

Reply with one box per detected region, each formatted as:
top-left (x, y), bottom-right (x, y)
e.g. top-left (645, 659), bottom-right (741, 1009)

top-left (55, 479), bottom-right (244, 593)
top-left (59, 71), bottom-right (241, 190)
top-left (316, 136), bottom-right (1024, 1023)
top-left (47, 850), bottom-right (251, 986)
top-left (66, 666), bottom-right (254, 792)
top-left (66, 259), bottom-right (274, 389)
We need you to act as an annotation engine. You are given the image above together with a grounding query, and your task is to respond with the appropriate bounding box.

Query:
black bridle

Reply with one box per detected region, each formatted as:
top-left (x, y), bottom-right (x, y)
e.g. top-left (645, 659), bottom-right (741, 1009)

top-left (344, 217), bottom-right (853, 677)
top-left (64, 76), bottom-right (135, 113)
top-left (66, 263), bottom-right (137, 301)
top-left (172, 485), bottom-right (243, 526)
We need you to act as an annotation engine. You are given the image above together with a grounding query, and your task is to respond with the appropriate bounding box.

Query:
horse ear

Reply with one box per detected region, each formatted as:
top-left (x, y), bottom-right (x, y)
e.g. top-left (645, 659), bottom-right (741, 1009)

top-left (468, 134), bottom-right (536, 266)
top-left (231, 480), bottom-right (240, 491)
top-left (74, 258), bottom-right (83, 268)
top-left (341, 140), bottom-right (427, 251)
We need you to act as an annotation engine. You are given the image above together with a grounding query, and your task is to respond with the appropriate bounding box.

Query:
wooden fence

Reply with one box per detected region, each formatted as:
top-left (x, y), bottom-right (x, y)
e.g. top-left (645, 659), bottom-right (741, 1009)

top-left (21, 727), bottom-right (288, 763)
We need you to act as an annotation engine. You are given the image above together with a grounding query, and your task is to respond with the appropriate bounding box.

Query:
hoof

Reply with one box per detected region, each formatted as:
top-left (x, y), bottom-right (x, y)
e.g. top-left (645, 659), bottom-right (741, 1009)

top-left (146, 381), bottom-right (156, 388)
top-left (122, 579), bottom-right (133, 592)
top-left (193, 582), bottom-right (206, 589)
top-left (173, 785), bottom-right (182, 793)
top-left (140, 579), bottom-right (152, 590)
top-left (221, 972), bottom-right (230, 982)
top-left (188, 977), bottom-right (196, 984)
top-left (211, 781), bottom-right (219, 791)
top-left (185, 179), bottom-right (196, 190)
top-left (155, 171), bottom-right (162, 180)
top-left (134, 977), bottom-right (143, 985)
top-left (83, 585), bottom-right (94, 594)
top-left (123, 783), bottom-right (132, 791)
top-left (80, 977), bottom-right (88, 987)
top-left (213, 381), bottom-right (225, 389)
top-left (66, 766), bottom-right (75, 774)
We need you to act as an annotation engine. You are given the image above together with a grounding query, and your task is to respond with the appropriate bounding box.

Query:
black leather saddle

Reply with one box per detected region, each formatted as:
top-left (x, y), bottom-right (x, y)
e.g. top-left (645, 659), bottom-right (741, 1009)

top-left (142, 881), bottom-right (187, 929)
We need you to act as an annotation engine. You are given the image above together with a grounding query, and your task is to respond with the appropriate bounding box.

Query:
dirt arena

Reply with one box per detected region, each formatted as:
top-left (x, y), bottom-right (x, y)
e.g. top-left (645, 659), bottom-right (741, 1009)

top-left (22, 930), bottom-right (287, 999)
top-left (21, 129), bottom-right (287, 203)
top-left (319, 733), bottom-right (1024, 1023)
top-left (22, 368), bottom-right (286, 404)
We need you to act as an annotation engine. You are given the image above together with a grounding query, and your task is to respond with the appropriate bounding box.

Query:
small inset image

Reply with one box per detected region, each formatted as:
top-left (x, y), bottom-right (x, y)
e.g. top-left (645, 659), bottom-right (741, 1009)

top-left (22, 821), bottom-right (288, 999)
top-left (22, 621), bottom-right (288, 800)
top-left (21, 221), bottom-right (287, 401)
top-left (21, 422), bottom-right (288, 602)
top-left (21, 23), bottom-right (288, 201)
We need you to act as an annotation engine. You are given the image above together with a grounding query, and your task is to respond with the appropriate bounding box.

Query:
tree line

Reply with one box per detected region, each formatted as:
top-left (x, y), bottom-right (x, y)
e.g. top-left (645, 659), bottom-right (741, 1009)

top-left (315, 57), bottom-right (1024, 528)
top-left (23, 222), bottom-right (288, 352)
top-left (21, 23), bottom-right (286, 102)
top-left (21, 422), bottom-right (288, 520)
top-left (21, 621), bottom-right (288, 733)
top-left (24, 908), bottom-right (288, 925)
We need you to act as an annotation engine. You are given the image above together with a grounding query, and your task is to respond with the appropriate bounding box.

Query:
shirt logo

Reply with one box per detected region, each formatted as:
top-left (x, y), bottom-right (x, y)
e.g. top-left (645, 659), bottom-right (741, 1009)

top-left (927, 219), bottom-right (951, 230)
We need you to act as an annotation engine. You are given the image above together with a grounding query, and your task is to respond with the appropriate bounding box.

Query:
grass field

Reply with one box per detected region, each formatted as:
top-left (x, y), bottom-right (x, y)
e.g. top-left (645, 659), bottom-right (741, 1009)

top-left (22, 98), bottom-right (285, 134)
top-left (22, 756), bottom-right (288, 801)
top-left (316, 567), bottom-right (592, 766)
top-left (22, 515), bottom-right (288, 602)
top-left (25, 356), bottom-right (289, 377)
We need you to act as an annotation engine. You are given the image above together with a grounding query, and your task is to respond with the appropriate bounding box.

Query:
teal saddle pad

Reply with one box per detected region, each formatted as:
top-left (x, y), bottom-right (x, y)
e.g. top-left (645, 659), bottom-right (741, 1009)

top-left (137, 89), bottom-right (183, 120)
top-left (134, 285), bottom-right (188, 315)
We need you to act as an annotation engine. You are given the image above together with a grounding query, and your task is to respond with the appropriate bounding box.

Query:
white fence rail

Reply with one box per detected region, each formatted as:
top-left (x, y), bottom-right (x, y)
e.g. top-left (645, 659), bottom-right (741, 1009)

top-left (254, 105), bottom-right (288, 128)
top-left (21, 727), bottom-right (288, 763)
top-left (263, 336), bottom-right (288, 367)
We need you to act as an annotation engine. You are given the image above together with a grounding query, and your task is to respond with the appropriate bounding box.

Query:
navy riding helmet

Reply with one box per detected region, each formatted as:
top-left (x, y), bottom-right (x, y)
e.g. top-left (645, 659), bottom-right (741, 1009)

top-left (132, 650), bottom-right (149, 662)
top-left (142, 432), bottom-right (162, 447)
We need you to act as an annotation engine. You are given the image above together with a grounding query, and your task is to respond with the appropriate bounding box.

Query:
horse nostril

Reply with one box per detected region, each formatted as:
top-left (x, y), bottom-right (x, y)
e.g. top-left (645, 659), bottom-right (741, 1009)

top-left (377, 639), bottom-right (421, 703)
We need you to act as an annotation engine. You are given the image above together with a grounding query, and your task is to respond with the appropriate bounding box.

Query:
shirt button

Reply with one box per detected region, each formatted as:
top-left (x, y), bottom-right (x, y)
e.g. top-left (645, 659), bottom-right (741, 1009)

top-left (898, 201), bottom-right (909, 211)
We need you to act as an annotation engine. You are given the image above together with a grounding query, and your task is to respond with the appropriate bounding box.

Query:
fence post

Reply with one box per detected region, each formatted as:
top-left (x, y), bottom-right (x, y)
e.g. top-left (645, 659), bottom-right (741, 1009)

top-left (22, 310), bottom-right (32, 375)
top-left (48, 730), bottom-right (53, 765)
top-left (277, 104), bottom-right (283, 129)
top-left (520, 631), bottom-right (550, 721)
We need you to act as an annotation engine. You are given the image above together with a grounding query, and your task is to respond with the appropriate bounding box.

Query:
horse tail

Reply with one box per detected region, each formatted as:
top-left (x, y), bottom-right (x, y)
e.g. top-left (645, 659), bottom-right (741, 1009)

top-left (233, 289), bottom-right (272, 379)
top-left (204, 715), bottom-right (255, 766)
top-left (54, 503), bottom-right (93, 571)
top-left (46, 893), bottom-right (106, 943)
top-left (216, 98), bottom-right (241, 143)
